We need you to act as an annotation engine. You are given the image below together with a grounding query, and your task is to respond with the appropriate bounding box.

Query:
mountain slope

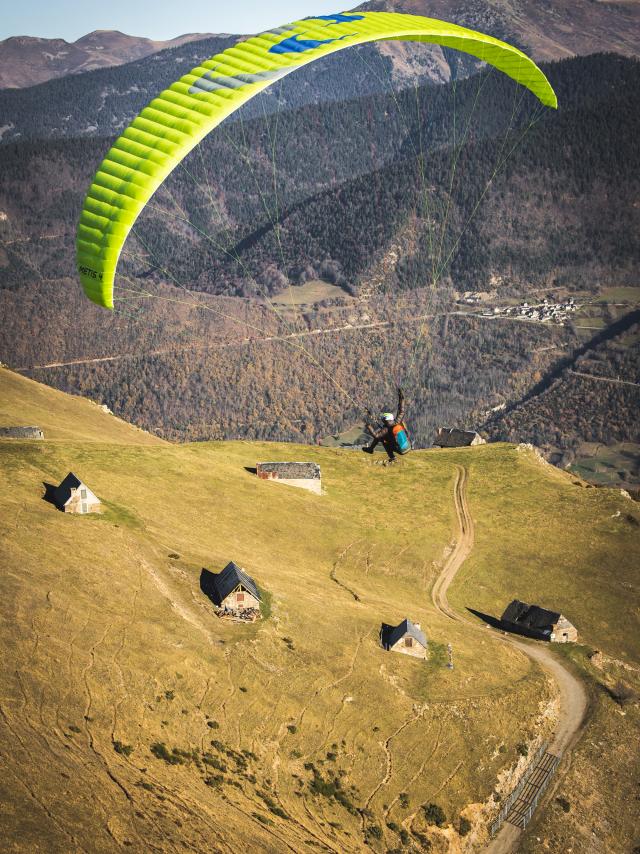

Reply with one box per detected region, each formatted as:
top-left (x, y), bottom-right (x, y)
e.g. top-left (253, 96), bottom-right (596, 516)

top-left (359, 0), bottom-right (640, 61)
top-left (1, 54), bottom-right (638, 451)
top-left (0, 30), bottom-right (215, 89)
top-left (0, 366), bottom-right (164, 444)
top-left (1, 370), bottom-right (638, 852)
top-left (2, 1), bottom-right (637, 146)
top-left (484, 313), bottom-right (640, 455)
top-left (0, 32), bottom-right (450, 146)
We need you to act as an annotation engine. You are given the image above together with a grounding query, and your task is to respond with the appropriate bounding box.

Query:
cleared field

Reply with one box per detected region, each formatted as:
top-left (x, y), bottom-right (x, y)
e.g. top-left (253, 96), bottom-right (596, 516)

top-left (569, 441), bottom-right (640, 489)
top-left (595, 286), bottom-right (640, 304)
top-left (1, 369), bottom-right (638, 853)
top-left (271, 279), bottom-right (352, 306)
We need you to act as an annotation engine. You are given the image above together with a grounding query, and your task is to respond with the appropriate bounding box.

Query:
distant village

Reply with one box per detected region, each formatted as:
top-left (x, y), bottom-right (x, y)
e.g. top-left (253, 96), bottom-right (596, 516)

top-left (457, 293), bottom-right (579, 325)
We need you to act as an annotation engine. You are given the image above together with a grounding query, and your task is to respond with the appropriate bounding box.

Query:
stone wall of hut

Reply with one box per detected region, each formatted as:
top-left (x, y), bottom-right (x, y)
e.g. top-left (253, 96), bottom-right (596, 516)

top-left (390, 637), bottom-right (428, 659)
top-left (221, 589), bottom-right (260, 611)
top-left (551, 617), bottom-right (578, 643)
top-left (64, 492), bottom-right (101, 514)
top-left (0, 426), bottom-right (44, 439)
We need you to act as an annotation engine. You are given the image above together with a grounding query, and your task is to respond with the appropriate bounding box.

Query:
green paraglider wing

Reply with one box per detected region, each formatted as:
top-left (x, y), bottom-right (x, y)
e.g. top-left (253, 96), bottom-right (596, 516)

top-left (76, 11), bottom-right (557, 308)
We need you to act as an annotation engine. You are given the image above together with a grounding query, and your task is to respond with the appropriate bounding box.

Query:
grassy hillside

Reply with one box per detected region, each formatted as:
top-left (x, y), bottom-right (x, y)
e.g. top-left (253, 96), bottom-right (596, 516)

top-left (1, 370), bottom-right (638, 853)
top-left (0, 366), bottom-right (164, 445)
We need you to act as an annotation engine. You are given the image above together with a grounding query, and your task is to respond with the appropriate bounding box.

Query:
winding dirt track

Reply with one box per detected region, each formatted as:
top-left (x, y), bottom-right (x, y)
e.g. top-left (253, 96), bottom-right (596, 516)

top-left (432, 465), bottom-right (588, 854)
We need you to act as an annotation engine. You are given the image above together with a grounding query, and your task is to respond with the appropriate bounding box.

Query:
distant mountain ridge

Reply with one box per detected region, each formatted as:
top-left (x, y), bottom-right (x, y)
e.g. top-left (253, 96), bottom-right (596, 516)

top-left (357, 0), bottom-right (640, 61)
top-left (2, 0), bottom-right (639, 95)
top-left (0, 30), bottom-right (215, 89)
top-left (0, 34), bottom-right (451, 146)
top-left (3, 1), bottom-right (639, 143)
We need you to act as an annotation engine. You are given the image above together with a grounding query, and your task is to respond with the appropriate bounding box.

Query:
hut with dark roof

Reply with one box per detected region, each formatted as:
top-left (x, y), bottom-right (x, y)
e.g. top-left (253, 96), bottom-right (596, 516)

top-left (500, 600), bottom-right (577, 643)
top-left (380, 618), bottom-right (428, 659)
top-left (53, 472), bottom-right (101, 514)
top-left (0, 426), bottom-right (44, 439)
top-left (433, 427), bottom-right (485, 448)
top-left (256, 462), bottom-right (321, 495)
top-left (211, 562), bottom-right (262, 613)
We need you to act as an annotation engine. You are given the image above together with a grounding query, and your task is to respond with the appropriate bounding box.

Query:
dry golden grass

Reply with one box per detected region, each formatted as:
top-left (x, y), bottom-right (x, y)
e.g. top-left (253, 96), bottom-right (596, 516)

top-left (1, 369), bottom-right (638, 852)
top-left (0, 367), bottom-right (164, 445)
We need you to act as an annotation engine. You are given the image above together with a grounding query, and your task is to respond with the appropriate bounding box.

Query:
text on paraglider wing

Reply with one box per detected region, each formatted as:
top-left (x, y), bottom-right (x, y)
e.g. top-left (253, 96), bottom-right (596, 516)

top-left (78, 266), bottom-right (103, 280)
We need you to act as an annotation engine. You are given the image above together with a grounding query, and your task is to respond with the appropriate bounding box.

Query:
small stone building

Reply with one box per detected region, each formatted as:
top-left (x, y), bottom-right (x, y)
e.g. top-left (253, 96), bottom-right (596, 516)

top-left (380, 618), bottom-right (428, 659)
top-left (434, 428), bottom-right (486, 448)
top-left (54, 472), bottom-right (101, 514)
top-left (500, 600), bottom-right (578, 643)
top-left (212, 562), bottom-right (262, 613)
top-left (256, 461), bottom-right (321, 495)
top-left (0, 426), bottom-right (44, 439)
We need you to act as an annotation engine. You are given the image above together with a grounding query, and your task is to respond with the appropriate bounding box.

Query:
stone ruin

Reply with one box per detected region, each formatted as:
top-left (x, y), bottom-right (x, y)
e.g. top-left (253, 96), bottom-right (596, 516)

top-left (0, 426), bottom-right (44, 439)
top-left (256, 462), bottom-right (322, 495)
top-left (433, 427), bottom-right (486, 448)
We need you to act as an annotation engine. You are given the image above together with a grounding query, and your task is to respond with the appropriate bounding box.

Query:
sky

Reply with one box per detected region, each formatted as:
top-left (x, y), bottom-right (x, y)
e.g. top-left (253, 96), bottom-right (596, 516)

top-left (1, 1), bottom-right (359, 42)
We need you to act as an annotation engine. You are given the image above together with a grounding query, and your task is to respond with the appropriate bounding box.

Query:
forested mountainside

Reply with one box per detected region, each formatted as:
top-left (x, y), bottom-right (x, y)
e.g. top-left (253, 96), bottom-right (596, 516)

top-left (139, 54), bottom-right (639, 299)
top-left (0, 31), bottom-right (214, 90)
top-left (485, 317), bottom-right (640, 454)
top-left (1, 53), bottom-right (638, 451)
top-left (0, 35), bottom-right (452, 145)
top-left (16, 299), bottom-right (638, 451)
top-left (23, 309), bottom-right (572, 444)
top-left (2, 54), bottom-right (639, 298)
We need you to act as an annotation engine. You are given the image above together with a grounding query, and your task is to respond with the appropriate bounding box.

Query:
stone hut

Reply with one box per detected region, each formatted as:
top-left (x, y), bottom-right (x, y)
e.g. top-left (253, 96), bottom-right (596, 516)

top-left (0, 426), bottom-right (44, 439)
top-left (500, 600), bottom-right (578, 643)
top-left (433, 428), bottom-right (486, 448)
top-left (54, 472), bottom-right (101, 514)
top-left (211, 562), bottom-right (262, 613)
top-left (380, 618), bottom-right (428, 659)
top-left (256, 461), bottom-right (321, 495)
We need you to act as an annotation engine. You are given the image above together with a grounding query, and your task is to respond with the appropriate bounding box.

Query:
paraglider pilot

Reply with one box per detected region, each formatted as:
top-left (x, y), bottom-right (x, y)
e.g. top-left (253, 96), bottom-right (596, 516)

top-left (363, 388), bottom-right (407, 463)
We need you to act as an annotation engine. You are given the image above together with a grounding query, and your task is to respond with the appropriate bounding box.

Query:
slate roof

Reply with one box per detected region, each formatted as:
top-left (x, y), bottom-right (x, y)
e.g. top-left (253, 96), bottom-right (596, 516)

top-left (501, 600), bottom-right (561, 631)
top-left (55, 472), bottom-right (82, 507)
top-left (433, 427), bottom-right (484, 447)
top-left (384, 618), bottom-right (427, 649)
top-left (213, 561), bottom-right (261, 605)
top-left (257, 462), bottom-right (321, 479)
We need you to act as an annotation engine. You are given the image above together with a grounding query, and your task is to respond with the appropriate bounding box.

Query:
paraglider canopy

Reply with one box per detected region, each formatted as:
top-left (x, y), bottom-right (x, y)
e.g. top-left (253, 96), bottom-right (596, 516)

top-left (76, 10), bottom-right (557, 310)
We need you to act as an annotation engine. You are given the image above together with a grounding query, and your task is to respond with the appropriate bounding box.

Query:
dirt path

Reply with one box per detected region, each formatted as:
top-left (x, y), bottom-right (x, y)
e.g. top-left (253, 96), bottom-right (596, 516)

top-left (567, 369), bottom-right (640, 389)
top-left (433, 465), bottom-right (588, 854)
top-left (431, 466), bottom-right (474, 620)
top-left (17, 309), bottom-right (554, 373)
top-left (16, 315), bottom-right (437, 372)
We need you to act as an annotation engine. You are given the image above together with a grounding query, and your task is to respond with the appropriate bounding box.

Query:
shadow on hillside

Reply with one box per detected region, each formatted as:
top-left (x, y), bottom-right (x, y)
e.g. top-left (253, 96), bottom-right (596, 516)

top-left (42, 482), bottom-right (59, 509)
top-left (466, 607), bottom-right (503, 630)
top-left (379, 623), bottom-right (393, 650)
top-left (200, 568), bottom-right (220, 604)
top-left (244, 466), bottom-right (257, 476)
